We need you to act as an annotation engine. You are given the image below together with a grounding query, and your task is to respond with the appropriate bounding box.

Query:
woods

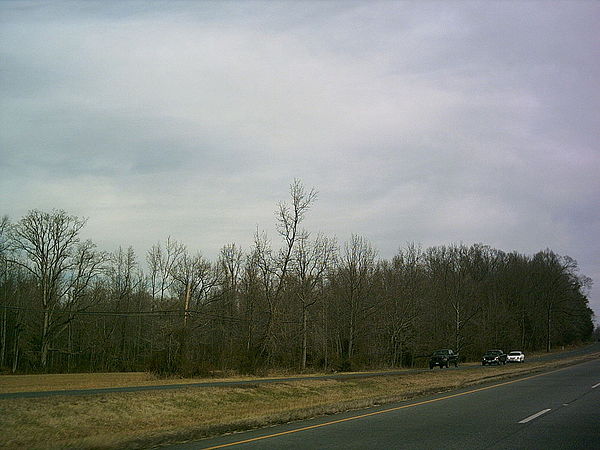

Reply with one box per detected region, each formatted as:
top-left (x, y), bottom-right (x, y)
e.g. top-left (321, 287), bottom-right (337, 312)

top-left (0, 182), bottom-right (594, 375)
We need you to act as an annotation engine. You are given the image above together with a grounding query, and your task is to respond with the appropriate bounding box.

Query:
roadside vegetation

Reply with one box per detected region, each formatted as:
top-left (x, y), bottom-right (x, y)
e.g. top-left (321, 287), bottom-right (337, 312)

top-left (0, 180), bottom-right (594, 377)
top-left (1, 351), bottom-right (597, 449)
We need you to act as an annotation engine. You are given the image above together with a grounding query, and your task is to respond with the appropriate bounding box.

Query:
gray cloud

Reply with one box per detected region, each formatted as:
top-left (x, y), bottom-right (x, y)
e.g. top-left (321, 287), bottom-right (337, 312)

top-left (1, 1), bottom-right (599, 317)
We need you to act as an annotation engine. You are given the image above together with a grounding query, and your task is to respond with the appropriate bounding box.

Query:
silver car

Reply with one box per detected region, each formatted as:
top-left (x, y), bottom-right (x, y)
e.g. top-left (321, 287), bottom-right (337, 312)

top-left (506, 351), bottom-right (525, 363)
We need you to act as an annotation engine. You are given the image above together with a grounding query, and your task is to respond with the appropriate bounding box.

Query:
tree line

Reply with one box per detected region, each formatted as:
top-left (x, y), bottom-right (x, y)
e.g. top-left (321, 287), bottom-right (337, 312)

top-left (0, 181), bottom-right (594, 374)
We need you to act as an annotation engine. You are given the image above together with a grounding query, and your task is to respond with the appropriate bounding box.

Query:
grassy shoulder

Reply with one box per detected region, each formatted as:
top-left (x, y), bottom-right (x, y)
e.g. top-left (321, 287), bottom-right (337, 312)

top-left (1, 352), bottom-right (598, 449)
top-left (0, 371), bottom-right (261, 394)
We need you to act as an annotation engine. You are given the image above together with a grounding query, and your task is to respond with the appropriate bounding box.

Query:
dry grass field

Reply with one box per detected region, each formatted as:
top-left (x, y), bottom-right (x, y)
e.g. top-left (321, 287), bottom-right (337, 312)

top-left (0, 371), bottom-right (259, 394)
top-left (1, 352), bottom-right (597, 449)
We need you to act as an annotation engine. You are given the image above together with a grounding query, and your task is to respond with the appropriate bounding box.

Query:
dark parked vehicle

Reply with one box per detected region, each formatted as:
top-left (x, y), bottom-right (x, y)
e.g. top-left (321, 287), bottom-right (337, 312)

top-left (481, 349), bottom-right (507, 365)
top-left (429, 349), bottom-right (459, 369)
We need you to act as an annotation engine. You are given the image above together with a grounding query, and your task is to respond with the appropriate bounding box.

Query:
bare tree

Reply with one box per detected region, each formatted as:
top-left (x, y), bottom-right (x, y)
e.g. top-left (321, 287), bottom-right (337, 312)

top-left (8, 210), bottom-right (106, 368)
top-left (0, 215), bottom-right (11, 367)
top-left (107, 246), bottom-right (140, 368)
top-left (422, 245), bottom-right (477, 354)
top-left (338, 234), bottom-right (377, 361)
top-left (171, 250), bottom-right (220, 326)
top-left (0, 215), bottom-right (9, 262)
top-left (378, 243), bottom-right (425, 367)
top-left (292, 232), bottom-right (337, 370)
top-left (530, 250), bottom-right (591, 352)
top-left (253, 179), bottom-right (317, 363)
top-left (147, 237), bottom-right (186, 304)
top-left (220, 243), bottom-right (243, 311)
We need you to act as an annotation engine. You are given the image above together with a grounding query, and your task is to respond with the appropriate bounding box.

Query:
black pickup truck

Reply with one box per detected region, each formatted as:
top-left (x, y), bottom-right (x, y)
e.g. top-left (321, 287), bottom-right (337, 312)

top-left (429, 349), bottom-right (459, 369)
top-left (481, 349), bottom-right (507, 365)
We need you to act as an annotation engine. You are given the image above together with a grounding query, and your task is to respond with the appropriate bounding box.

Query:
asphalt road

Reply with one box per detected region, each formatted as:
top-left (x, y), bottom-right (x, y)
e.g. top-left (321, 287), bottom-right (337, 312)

top-left (2, 343), bottom-right (598, 400)
top-left (169, 357), bottom-right (600, 449)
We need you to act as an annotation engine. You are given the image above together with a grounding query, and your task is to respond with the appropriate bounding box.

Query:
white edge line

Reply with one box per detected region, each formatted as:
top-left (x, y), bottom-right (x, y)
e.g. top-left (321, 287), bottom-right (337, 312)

top-left (518, 408), bottom-right (551, 424)
top-left (592, 382), bottom-right (600, 389)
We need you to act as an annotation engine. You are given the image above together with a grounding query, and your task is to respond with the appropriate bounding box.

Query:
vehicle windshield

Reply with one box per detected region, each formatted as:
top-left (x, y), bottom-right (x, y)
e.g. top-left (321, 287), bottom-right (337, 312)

top-left (509, 352), bottom-right (521, 356)
top-left (434, 350), bottom-right (449, 355)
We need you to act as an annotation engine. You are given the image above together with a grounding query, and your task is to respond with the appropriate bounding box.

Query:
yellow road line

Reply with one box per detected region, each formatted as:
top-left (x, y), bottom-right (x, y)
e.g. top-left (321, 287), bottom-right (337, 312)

top-left (201, 367), bottom-right (569, 449)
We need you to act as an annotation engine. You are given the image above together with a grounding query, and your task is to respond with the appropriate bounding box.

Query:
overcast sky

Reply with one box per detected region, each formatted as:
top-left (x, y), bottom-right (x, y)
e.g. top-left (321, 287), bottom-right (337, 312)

top-left (1, 1), bottom-right (599, 318)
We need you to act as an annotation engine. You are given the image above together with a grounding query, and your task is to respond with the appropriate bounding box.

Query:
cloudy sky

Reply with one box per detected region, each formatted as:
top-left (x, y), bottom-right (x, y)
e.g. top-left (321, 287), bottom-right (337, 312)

top-left (1, 1), bottom-right (599, 317)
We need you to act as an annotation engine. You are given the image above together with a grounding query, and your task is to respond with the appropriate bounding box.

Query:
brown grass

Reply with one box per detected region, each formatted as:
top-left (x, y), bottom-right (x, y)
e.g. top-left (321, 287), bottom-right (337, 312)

top-left (0, 371), bottom-right (261, 394)
top-left (1, 353), bottom-right (597, 449)
top-left (0, 368), bottom-right (358, 394)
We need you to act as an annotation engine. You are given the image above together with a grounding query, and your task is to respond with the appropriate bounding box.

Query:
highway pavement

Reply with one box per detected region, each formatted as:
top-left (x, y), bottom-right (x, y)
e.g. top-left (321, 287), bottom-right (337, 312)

top-left (169, 357), bottom-right (600, 449)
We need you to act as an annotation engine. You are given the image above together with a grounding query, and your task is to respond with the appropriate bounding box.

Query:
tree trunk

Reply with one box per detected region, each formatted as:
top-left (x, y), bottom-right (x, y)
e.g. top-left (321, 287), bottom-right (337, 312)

top-left (0, 306), bottom-right (6, 367)
top-left (68, 321), bottom-right (72, 372)
top-left (348, 310), bottom-right (355, 359)
top-left (546, 304), bottom-right (552, 353)
top-left (454, 302), bottom-right (461, 353)
top-left (521, 307), bottom-right (526, 349)
top-left (184, 282), bottom-right (191, 327)
top-left (321, 293), bottom-right (328, 371)
top-left (40, 308), bottom-right (50, 368)
top-left (12, 325), bottom-right (20, 373)
top-left (301, 306), bottom-right (308, 370)
top-left (136, 310), bottom-right (142, 367)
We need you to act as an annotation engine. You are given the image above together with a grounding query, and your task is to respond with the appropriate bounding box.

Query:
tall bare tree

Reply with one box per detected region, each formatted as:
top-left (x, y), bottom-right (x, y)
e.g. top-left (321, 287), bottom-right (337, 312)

top-left (171, 250), bottom-right (220, 326)
top-left (254, 179), bottom-right (317, 364)
top-left (107, 246), bottom-right (140, 368)
top-left (337, 234), bottom-right (377, 361)
top-left (220, 244), bottom-right (243, 312)
top-left (377, 243), bottom-right (425, 367)
top-left (0, 215), bottom-right (11, 367)
top-left (147, 237), bottom-right (185, 302)
top-left (8, 210), bottom-right (106, 368)
top-left (292, 232), bottom-right (337, 369)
